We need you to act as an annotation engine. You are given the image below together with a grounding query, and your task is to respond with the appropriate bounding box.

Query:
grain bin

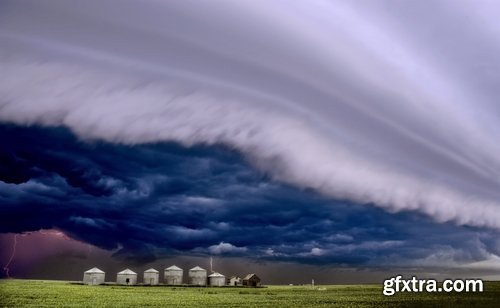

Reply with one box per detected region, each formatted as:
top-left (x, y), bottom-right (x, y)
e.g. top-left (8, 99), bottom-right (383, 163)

top-left (164, 265), bottom-right (183, 285)
top-left (143, 268), bottom-right (159, 285)
top-left (117, 269), bottom-right (137, 285)
top-left (208, 272), bottom-right (226, 286)
top-left (83, 267), bottom-right (105, 285)
top-left (188, 266), bottom-right (207, 286)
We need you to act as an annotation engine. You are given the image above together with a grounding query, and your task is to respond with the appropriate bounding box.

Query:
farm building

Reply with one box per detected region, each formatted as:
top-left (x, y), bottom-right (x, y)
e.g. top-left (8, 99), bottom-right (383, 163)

top-left (143, 268), bottom-right (159, 285)
top-left (83, 267), bottom-right (105, 285)
top-left (117, 269), bottom-right (137, 285)
top-left (208, 272), bottom-right (226, 286)
top-left (164, 265), bottom-right (183, 285)
top-left (242, 273), bottom-right (261, 287)
top-left (229, 276), bottom-right (241, 286)
top-left (188, 266), bottom-right (207, 286)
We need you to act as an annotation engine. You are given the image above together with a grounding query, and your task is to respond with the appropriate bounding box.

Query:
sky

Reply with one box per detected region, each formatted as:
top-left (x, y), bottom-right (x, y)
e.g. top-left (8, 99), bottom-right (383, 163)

top-left (1, 0), bottom-right (500, 283)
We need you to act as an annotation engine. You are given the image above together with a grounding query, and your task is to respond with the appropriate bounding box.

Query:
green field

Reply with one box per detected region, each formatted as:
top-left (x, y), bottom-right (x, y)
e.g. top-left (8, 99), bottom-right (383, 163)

top-left (0, 279), bottom-right (498, 307)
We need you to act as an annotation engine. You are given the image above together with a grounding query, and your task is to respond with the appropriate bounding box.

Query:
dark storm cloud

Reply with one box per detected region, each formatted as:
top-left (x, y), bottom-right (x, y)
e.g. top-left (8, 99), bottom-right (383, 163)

top-left (1, 124), bottom-right (499, 269)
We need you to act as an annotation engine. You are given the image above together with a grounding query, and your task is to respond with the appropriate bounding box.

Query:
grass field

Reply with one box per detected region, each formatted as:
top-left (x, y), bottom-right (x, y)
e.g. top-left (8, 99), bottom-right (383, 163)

top-left (0, 279), bottom-right (498, 307)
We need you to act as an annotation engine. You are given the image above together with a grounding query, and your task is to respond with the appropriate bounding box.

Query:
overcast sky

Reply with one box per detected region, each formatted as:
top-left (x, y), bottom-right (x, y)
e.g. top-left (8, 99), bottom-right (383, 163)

top-left (1, 0), bottom-right (500, 282)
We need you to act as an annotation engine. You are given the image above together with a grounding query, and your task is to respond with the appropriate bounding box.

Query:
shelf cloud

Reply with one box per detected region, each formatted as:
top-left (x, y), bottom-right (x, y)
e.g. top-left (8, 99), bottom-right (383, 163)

top-left (1, 0), bottom-right (500, 232)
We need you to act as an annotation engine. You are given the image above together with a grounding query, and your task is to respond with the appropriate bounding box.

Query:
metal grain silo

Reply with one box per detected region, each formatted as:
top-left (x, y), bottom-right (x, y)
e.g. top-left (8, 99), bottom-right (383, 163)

top-left (164, 265), bottom-right (183, 285)
top-left (143, 268), bottom-right (159, 285)
top-left (188, 266), bottom-right (207, 286)
top-left (83, 267), bottom-right (105, 285)
top-left (116, 269), bottom-right (137, 285)
top-left (208, 272), bottom-right (226, 286)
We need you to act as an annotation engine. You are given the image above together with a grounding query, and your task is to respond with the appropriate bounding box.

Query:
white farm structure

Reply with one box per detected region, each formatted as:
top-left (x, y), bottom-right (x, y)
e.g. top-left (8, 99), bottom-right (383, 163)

top-left (188, 266), bottom-right (207, 286)
top-left (117, 269), bottom-right (137, 285)
top-left (83, 267), bottom-right (105, 285)
top-left (208, 272), bottom-right (226, 286)
top-left (143, 268), bottom-right (159, 285)
top-left (164, 265), bottom-right (183, 285)
top-left (229, 276), bottom-right (242, 286)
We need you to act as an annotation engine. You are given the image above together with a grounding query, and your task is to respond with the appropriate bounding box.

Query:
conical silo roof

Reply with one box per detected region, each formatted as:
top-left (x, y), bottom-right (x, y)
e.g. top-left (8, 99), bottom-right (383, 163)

top-left (166, 265), bottom-right (182, 271)
top-left (144, 268), bottom-right (159, 273)
top-left (85, 267), bottom-right (104, 274)
top-left (117, 269), bottom-right (137, 275)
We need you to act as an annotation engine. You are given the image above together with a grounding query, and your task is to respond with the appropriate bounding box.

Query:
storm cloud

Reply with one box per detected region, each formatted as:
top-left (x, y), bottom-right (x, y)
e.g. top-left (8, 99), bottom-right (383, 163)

top-left (1, 0), bottom-right (500, 271)
top-left (1, 124), bottom-right (500, 271)
top-left (1, 0), bottom-right (500, 229)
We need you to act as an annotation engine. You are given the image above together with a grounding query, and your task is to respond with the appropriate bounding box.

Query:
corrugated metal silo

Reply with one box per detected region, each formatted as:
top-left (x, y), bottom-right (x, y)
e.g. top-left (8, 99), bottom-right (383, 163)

top-left (188, 266), bottom-right (207, 286)
top-left (143, 268), bottom-right (159, 285)
top-left (164, 265), bottom-right (183, 285)
top-left (208, 272), bottom-right (226, 286)
top-left (117, 269), bottom-right (137, 285)
top-left (83, 267), bottom-right (105, 285)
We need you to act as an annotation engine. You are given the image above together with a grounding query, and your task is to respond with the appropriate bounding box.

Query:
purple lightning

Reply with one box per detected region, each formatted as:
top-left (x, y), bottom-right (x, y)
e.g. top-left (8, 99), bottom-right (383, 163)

top-left (3, 234), bottom-right (18, 278)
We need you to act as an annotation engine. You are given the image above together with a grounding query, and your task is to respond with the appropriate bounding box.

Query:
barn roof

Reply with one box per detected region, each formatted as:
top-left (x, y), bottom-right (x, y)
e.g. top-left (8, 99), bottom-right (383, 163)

top-left (117, 269), bottom-right (137, 275)
top-left (84, 267), bottom-right (104, 274)
top-left (165, 265), bottom-right (182, 271)
top-left (243, 273), bottom-right (259, 280)
top-left (144, 268), bottom-right (159, 273)
top-left (190, 266), bottom-right (206, 271)
top-left (208, 272), bottom-right (225, 278)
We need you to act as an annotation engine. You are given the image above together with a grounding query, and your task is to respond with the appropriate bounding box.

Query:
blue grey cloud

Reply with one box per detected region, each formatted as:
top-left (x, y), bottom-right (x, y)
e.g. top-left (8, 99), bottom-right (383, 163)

top-left (1, 124), bottom-right (499, 271)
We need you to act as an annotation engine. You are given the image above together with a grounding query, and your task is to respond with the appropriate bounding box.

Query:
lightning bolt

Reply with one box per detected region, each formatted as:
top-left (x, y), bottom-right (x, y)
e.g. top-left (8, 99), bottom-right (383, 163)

top-left (2, 229), bottom-right (71, 278)
top-left (3, 234), bottom-right (18, 278)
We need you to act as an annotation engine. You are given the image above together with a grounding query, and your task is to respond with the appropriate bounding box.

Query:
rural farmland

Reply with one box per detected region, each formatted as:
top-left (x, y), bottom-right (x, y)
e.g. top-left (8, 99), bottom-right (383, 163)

top-left (1, 279), bottom-right (499, 307)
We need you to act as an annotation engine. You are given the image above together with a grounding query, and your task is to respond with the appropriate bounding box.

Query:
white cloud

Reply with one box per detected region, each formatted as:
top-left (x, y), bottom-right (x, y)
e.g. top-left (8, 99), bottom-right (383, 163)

top-left (208, 242), bottom-right (247, 255)
top-left (310, 248), bottom-right (325, 256)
